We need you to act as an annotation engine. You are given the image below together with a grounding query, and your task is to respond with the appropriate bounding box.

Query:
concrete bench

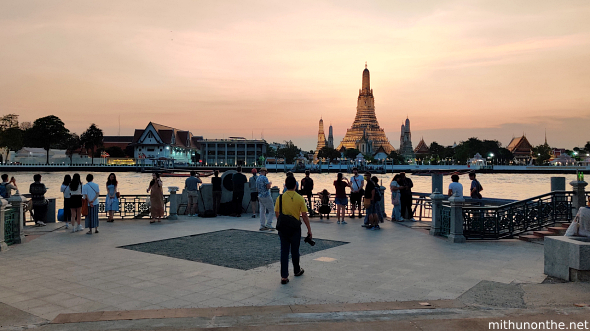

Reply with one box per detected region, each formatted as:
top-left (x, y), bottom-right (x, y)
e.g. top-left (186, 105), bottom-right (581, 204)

top-left (544, 236), bottom-right (590, 282)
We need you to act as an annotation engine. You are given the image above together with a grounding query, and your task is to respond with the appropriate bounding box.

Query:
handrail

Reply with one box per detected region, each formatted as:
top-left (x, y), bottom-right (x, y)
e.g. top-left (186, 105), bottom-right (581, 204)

top-left (463, 190), bottom-right (573, 210)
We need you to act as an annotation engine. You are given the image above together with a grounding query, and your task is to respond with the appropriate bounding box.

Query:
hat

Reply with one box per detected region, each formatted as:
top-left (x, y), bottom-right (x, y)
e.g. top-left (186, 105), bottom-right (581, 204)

top-left (251, 168), bottom-right (257, 174)
top-left (260, 167), bottom-right (268, 172)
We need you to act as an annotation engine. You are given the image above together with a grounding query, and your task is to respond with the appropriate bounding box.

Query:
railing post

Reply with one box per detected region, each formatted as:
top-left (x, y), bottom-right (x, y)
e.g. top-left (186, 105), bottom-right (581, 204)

top-left (0, 198), bottom-right (9, 251)
top-left (271, 186), bottom-right (280, 204)
top-left (7, 191), bottom-right (26, 245)
top-left (569, 180), bottom-right (587, 217)
top-left (379, 186), bottom-right (386, 217)
top-left (448, 194), bottom-right (466, 243)
top-left (167, 187), bottom-right (179, 220)
top-left (429, 189), bottom-right (444, 236)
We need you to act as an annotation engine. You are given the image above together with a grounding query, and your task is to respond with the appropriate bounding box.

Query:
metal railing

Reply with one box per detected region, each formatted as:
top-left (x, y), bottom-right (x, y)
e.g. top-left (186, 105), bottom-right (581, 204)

top-left (303, 194), bottom-right (366, 217)
top-left (460, 191), bottom-right (573, 239)
top-left (97, 195), bottom-right (170, 219)
top-left (4, 207), bottom-right (19, 246)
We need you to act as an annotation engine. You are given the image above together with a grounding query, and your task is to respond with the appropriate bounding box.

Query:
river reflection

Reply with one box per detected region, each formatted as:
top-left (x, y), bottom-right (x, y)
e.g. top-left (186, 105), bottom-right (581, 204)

top-left (7, 171), bottom-right (577, 215)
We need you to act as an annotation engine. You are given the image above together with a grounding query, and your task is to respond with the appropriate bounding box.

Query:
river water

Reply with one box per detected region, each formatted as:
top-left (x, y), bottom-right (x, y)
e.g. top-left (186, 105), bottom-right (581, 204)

top-left (8, 171), bottom-right (577, 216)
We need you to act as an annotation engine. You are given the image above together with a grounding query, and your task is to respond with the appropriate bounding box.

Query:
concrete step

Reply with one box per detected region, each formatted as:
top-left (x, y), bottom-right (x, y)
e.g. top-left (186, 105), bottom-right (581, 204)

top-left (532, 230), bottom-right (559, 237)
top-left (547, 226), bottom-right (566, 234)
top-left (559, 222), bottom-right (571, 228)
top-left (519, 234), bottom-right (544, 242)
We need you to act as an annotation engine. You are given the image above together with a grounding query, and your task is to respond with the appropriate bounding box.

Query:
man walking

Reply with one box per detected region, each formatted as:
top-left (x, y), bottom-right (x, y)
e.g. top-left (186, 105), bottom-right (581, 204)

top-left (185, 171), bottom-right (202, 216)
top-left (350, 167), bottom-right (364, 218)
top-left (257, 167), bottom-right (275, 230)
top-left (249, 169), bottom-right (258, 218)
top-left (399, 172), bottom-right (415, 221)
top-left (300, 170), bottom-right (314, 214)
top-left (231, 167), bottom-right (248, 217)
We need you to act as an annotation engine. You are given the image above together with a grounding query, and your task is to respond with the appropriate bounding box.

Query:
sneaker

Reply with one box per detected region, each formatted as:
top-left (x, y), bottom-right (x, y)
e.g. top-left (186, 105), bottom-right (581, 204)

top-left (350, 214), bottom-right (355, 219)
top-left (77, 225), bottom-right (84, 231)
top-left (71, 227), bottom-right (77, 233)
top-left (259, 226), bottom-right (268, 231)
top-left (294, 268), bottom-right (305, 277)
top-left (266, 226), bottom-right (276, 231)
top-left (374, 225), bottom-right (381, 230)
top-left (65, 223), bottom-right (69, 229)
top-left (36, 221), bottom-right (46, 226)
top-left (365, 225), bottom-right (373, 229)
top-left (410, 218), bottom-right (417, 222)
top-left (341, 220), bottom-right (347, 224)
top-left (337, 221), bottom-right (340, 224)
top-left (281, 278), bottom-right (289, 285)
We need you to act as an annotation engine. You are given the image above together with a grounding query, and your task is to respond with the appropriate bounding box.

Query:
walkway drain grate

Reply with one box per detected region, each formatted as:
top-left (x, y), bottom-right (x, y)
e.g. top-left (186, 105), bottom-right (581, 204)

top-left (119, 229), bottom-right (348, 270)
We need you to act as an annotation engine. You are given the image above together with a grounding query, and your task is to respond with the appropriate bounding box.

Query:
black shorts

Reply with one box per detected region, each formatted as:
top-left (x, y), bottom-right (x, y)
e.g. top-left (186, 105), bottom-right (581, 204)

top-left (250, 192), bottom-right (258, 202)
top-left (350, 192), bottom-right (362, 205)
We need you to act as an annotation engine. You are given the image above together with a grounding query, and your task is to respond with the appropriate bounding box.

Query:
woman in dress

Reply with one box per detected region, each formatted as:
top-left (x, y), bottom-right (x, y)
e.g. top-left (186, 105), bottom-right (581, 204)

top-left (390, 174), bottom-right (402, 221)
top-left (105, 173), bottom-right (119, 222)
top-left (147, 173), bottom-right (164, 223)
top-left (69, 173), bottom-right (83, 232)
top-left (60, 175), bottom-right (72, 229)
top-left (333, 172), bottom-right (350, 224)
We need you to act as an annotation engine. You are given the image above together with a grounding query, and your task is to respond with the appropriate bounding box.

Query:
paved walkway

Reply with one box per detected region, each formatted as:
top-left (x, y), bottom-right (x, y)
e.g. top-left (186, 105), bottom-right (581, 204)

top-left (0, 215), bottom-right (546, 322)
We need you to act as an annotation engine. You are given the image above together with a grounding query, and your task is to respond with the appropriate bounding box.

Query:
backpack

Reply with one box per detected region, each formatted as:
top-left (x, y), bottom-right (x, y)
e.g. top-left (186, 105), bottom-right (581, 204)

top-left (0, 183), bottom-right (7, 199)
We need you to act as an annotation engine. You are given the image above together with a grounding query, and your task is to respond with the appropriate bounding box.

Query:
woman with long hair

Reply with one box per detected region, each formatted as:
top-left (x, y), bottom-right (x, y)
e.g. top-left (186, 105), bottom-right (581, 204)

top-left (69, 173), bottom-right (84, 232)
top-left (60, 175), bottom-right (72, 229)
top-left (147, 173), bottom-right (164, 223)
top-left (333, 172), bottom-right (350, 224)
top-left (390, 174), bottom-right (402, 221)
top-left (105, 173), bottom-right (119, 222)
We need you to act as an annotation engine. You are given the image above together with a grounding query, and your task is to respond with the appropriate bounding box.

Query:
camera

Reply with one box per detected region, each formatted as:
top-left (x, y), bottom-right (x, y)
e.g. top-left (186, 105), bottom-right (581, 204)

top-left (304, 235), bottom-right (315, 246)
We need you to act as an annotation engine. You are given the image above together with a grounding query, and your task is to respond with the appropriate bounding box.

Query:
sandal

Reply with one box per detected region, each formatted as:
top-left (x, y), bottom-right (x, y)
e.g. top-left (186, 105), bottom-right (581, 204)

top-left (150, 220), bottom-right (155, 224)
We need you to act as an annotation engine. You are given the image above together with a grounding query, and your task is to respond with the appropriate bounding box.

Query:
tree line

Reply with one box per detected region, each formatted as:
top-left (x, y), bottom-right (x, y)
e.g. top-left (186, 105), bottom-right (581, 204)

top-left (0, 114), bottom-right (110, 165)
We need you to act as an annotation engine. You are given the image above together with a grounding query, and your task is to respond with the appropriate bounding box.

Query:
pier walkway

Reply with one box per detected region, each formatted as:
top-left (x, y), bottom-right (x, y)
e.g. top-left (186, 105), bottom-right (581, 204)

top-left (0, 215), bottom-right (575, 329)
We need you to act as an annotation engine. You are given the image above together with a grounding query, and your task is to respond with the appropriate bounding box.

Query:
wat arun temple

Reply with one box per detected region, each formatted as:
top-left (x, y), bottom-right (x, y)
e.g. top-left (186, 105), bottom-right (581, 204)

top-left (335, 64), bottom-right (395, 155)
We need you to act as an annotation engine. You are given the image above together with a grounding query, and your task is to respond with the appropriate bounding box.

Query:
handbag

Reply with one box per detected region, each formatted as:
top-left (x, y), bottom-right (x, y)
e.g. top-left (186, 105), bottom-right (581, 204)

top-left (363, 197), bottom-right (372, 209)
top-left (81, 198), bottom-right (88, 216)
top-left (116, 191), bottom-right (121, 198)
top-left (392, 194), bottom-right (400, 206)
top-left (275, 194), bottom-right (301, 233)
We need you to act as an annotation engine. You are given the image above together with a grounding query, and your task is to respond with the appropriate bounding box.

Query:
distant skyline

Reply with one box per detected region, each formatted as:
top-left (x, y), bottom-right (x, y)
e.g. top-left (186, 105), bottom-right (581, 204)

top-left (1, 0), bottom-right (589, 151)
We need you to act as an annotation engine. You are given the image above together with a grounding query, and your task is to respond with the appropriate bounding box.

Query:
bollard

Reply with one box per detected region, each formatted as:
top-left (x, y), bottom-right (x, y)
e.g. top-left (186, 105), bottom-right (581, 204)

top-left (167, 187), bottom-right (179, 220)
top-left (429, 189), bottom-right (445, 236)
top-left (46, 198), bottom-right (57, 223)
top-left (379, 186), bottom-right (387, 217)
top-left (7, 191), bottom-right (27, 244)
top-left (448, 193), bottom-right (466, 243)
top-left (570, 181), bottom-right (587, 217)
top-left (0, 198), bottom-right (8, 251)
top-left (270, 186), bottom-right (280, 204)
top-left (431, 173), bottom-right (443, 196)
top-left (199, 184), bottom-right (213, 214)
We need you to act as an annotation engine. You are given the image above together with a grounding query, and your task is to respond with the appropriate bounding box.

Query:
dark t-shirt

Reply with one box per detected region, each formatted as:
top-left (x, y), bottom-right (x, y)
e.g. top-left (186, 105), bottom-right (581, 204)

top-left (400, 178), bottom-right (413, 196)
top-left (364, 180), bottom-right (375, 199)
top-left (301, 177), bottom-right (314, 193)
top-left (211, 177), bottom-right (222, 192)
top-left (333, 180), bottom-right (348, 198)
top-left (232, 173), bottom-right (248, 192)
top-left (29, 182), bottom-right (47, 206)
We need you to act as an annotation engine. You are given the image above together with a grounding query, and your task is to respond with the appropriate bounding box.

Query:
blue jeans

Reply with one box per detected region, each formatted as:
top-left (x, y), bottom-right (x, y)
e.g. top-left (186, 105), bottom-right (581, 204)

top-left (279, 228), bottom-right (302, 279)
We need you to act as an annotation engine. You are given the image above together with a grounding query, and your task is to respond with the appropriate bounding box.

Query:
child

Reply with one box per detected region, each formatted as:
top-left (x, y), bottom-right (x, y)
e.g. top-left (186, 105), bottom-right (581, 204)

top-left (317, 189), bottom-right (331, 220)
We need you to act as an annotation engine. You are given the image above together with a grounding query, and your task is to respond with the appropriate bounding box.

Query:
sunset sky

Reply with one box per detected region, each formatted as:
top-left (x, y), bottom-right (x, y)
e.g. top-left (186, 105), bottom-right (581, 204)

top-left (1, 0), bottom-right (590, 151)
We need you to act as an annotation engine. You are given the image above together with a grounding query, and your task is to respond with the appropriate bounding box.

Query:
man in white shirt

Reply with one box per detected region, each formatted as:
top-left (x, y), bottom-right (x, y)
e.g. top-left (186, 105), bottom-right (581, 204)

top-left (448, 174), bottom-right (463, 198)
top-left (82, 174), bottom-right (100, 235)
top-left (350, 168), bottom-right (364, 218)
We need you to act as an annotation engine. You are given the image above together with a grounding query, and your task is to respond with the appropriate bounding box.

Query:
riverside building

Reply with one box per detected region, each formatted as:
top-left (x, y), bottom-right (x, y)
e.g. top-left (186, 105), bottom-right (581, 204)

top-left (198, 138), bottom-right (266, 166)
top-left (132, 122), bottom-right (201, 165)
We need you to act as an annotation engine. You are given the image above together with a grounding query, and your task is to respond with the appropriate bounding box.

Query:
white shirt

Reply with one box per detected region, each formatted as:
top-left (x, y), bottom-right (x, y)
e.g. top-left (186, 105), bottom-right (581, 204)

top-left (69, 184), bottom-right (82, 196)
top-left (390, 181), bottom-right (400, 199)
top-left (350, 175), bottom-right (364, 192)
top-left (82, 182), bottom-right (100, 206)
top-left (448, 182), bottom-right (463, 198)
top-left (61, 184), bottom-right (71, 198)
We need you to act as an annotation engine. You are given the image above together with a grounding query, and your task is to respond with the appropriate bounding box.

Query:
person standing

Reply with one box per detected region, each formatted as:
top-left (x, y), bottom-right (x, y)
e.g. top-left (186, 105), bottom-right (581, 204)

top-left (300, 170), bottom-right (314, 214)
top-left (147, 173), bottom-right (164, 223)
top-left (448, 174), bottom-right (463, 198)
top-left (333, 173), bottom-right (350, 224)
top-left (105, 173), bottom-right (119, 222)
top-left (350, 168), bottom-right (364, 218)
top-left (211, 170), bottom-right (222, 216)
top-left (399, 172), bottom-right (415, 221)
top-left (282, 172), bottom-right (298, 193)
top-left (29, 174), bottom-right (47, 226)
top-left (249, 169), bottom-right (258, 218)
top-left (274, 176), bottom-right (312, 285)
top-left (69, 173), bottom-right (84, 232)
top-left (185, 171), bottom-right (202, 217)
top-left (60, 175), bottom-right (72, 229)
top-left (257, 167), bottom-right (275, 230)
top-left (231, 167), bottom-right (247, 217)
top-left (469, 172), bottom-right (483, 199)
top-left (0, 174), bottom-right (18, 198)
top-left (390, 174), bottom-right (402, 221)
top-left (83, 174), bottom-right (100, 234)
top-left (372, 176), bottom-right (384, 223)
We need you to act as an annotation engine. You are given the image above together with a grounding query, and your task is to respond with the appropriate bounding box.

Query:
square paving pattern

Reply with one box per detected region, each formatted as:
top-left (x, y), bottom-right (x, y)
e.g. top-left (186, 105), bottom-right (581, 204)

top-left (120, 229), bottom-right (349, 270)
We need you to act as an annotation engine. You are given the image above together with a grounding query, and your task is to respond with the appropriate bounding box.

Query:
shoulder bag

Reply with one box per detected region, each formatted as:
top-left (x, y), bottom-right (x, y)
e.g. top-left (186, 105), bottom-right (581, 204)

top-left (275, 194), bottom-right (302, 234)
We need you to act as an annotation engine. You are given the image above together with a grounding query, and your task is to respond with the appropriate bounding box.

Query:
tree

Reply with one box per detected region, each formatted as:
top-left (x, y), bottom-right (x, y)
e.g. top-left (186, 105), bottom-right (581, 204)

top-left (532, 143), bottom-right (551, 165)
top-left (343, 148), bottom-right (361, 160)
top-left (276, 140), bottom-right (300, 163)
top-left (387, 150), bottom-right (406, 165)
top-left (1, 127), bottom-right (24, 161)
top-left (104, 146), bottom-right (126, 158)
top-left (0, 114), bottom-right (19, 131)
top-left (81, 124), bottom-right (103, 165)
top-left (317, 146), bottom-right (341, 163)
top-left (64, 133), bottom-right (82, 165)
top-left (28, 115), bottom-right (70, 164)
